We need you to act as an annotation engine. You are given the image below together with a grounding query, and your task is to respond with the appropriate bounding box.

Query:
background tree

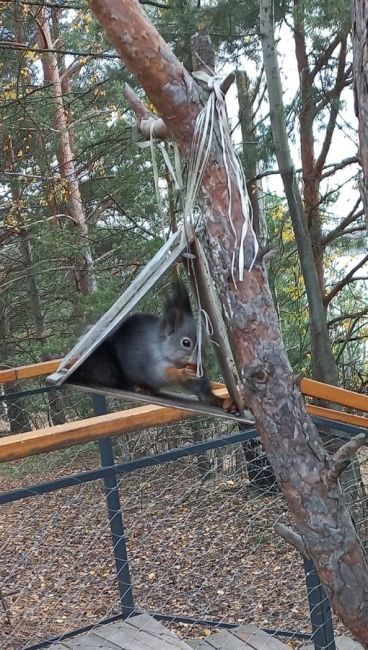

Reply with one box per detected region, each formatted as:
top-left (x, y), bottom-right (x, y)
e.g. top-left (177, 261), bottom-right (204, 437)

top-left (352, 0), bottom-right (368, 228)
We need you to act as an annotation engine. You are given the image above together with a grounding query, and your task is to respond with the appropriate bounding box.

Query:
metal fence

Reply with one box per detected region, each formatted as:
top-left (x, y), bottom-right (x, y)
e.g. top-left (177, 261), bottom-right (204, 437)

top-left (1, 383), bottom-right (367, 650)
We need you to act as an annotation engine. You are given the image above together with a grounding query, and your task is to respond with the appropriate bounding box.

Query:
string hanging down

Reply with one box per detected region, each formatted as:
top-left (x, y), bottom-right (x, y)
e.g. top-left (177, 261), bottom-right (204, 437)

top-left (185, 71), bottom-right (259, 284)
top-left (137, 73), bottom-right (259, 380)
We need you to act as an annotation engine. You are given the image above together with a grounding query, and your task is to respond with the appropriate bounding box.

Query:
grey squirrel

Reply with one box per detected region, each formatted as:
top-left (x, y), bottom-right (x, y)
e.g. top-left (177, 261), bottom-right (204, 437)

top-left (73, 281), bottom-right (232, 410)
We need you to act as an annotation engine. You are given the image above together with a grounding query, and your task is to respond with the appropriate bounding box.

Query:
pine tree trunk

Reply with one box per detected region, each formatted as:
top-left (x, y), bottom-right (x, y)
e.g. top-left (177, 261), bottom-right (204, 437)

top-left (35, 7), bottom-right (97, 296)
top-left (236, 70), bottom-right (276, 491)
top-left (260, 0), bottom-right (339, 387)
top-left (0, 300), bottom-right (31, 435)
top-left (352, 0), bottom-right (368, 229)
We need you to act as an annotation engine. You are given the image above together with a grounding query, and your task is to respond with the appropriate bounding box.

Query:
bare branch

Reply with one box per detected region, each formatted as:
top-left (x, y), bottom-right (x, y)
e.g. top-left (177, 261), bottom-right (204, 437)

top-left (321, 198), bottom-right (363, 246)
top-left (324, 254), bottom-right (368, 305)
top-left (328, 308), bottom-right (368, 326)
top-left (60, 59), bottom-right (86, 83)
top-left (327, 435), bottom-right (367, 483)
top-left (321, 156), bottom-right (359, 180)
top-left (310, 33), bottom-right (342, 79)
top-left (274, 523), bottom-right (309, 558)
top-left (0, 40), bottom-right (120, 60)
top-left (123, 83), bottom-right (168, 139)
top-left (315, 39), bottom-right (347, 177)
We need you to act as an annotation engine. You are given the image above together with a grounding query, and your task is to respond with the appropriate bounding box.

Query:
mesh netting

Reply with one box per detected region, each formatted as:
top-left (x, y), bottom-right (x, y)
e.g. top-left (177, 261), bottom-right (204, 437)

top-left (0, 380), bottom-right (366, 649)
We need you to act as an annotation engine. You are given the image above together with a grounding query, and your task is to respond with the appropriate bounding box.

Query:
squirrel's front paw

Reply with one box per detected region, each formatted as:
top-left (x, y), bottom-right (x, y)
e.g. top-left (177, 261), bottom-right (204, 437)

top-left (221, 398), bottom-right (240, 416)
top-left (182, 363), bottom-right (198, 379)
top-left (164, 365), bottom-right (197, 384)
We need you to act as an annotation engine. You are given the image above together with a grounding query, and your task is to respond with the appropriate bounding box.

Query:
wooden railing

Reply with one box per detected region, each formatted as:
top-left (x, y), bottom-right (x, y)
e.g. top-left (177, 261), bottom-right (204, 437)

top-left (0, 360), bottom-right (366, 463)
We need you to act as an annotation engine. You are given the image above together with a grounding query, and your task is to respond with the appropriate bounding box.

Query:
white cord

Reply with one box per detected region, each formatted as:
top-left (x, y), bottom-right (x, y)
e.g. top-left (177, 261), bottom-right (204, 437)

top-left (187, 71), bottom-right (259, 282)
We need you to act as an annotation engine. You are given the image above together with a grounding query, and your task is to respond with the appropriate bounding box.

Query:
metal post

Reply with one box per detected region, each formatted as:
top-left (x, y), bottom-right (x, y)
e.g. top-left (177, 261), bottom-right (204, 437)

top-left (303, 559), bottom-right (335, 650)
top-left (93, 394), bottom-right (134, 618)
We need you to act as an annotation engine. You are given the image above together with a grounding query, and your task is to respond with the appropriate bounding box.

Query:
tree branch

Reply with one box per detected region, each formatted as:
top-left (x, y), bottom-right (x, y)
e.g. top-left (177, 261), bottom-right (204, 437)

top-left (123, 83), bottom-right (168, 139)
top-left (60, 59), bottom-right (86, 83)
top-left (321, 156), bottom-right (359, 180)
top-left (321, 198), bottom-right (363, 246)
top-left (310, 33), bottom-right (342, 80)
top-left (326, 435), bottom-right (366, 484)
top-left (324, 254), bottom-right (368, 305)
top-left (274, 523), bottom-right (309, 558)
top-left (328, 308), bottom-right (368, 327)
top-left (0, 40), bottom-right (121, 60)
top-left (315, 39), bottom-right (347, 177)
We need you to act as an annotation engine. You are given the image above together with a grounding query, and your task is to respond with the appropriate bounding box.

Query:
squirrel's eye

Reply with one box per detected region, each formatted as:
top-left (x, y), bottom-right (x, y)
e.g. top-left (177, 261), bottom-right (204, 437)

top-left (181, 337), bottom-right (192, 349)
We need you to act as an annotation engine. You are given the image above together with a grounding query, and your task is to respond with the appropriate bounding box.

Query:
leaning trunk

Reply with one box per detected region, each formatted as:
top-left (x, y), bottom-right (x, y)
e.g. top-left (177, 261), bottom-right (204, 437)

top-left (352, 0), bottom-right (368, 229)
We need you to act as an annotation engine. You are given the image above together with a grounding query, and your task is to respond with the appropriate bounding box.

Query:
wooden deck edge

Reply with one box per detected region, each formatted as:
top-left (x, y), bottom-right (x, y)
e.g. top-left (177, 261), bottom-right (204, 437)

top-left (0, 392), bottom-right (367, 463)
top-left (0, 359), bottom-right (61, 384)
top-left (300, 377), bottom-right (368, 413)
top-left (0, 402), bottom-right (196, 462)
top-left (306, 404), bottom-right (368, 429)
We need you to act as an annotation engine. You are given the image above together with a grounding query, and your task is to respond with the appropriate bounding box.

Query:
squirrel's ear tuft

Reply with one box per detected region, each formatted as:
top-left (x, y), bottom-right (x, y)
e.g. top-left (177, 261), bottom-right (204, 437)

top-left (167, 280), bottom-right (192, 316)
top-left (160, 281), bottom-right (192, 336)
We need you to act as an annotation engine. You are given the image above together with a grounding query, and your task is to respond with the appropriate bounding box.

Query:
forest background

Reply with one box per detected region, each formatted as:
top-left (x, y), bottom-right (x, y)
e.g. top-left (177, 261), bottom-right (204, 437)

top-left (0, 0), bottom-right (367, 417)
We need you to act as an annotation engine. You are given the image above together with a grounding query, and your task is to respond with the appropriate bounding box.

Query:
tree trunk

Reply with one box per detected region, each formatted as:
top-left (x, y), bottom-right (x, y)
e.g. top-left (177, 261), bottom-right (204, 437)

top-left (259, 0), bottom-right (339, 387)
top-left (88, 0), bottom-right (368, 643)
top-left (352, 0), bottom-right (368, 229)
top-left (35, 7), bottom-right (97, 296)
top-left (236, 70), bottom-right (276, 491)
top-left (236, 70), bottom-right (266, 246)
top-left (3, 135), bottom-right (47, 342)
top-left (0, 300), bottom-right (31, 435)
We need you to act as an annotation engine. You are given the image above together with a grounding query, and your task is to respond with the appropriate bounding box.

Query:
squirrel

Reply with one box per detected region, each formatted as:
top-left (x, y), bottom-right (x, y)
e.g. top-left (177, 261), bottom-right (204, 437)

top-left (73, 281), bottom-right (235, 411)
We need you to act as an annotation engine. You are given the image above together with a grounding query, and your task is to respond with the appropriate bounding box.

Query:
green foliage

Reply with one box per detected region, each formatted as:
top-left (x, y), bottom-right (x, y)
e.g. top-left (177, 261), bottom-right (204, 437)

top-left (0, 0), bottom-right (365, 396)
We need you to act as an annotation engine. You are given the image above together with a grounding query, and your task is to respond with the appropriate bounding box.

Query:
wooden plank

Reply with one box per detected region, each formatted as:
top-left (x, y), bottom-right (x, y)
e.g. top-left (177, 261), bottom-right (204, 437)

top-left (68, 383), bottom-right (254, 425)
top-left (190, 235), bottom-right (244, 414)
top-left (0, 402), bottom-right (197, 462)
top-left (232, 624), bottom-right (288, 650)
top-left (0, 359), bottom-right (60, 384)
top-left (0, 384), bottom-right (254, 463)
top-left (301, 378), bottom-right (368, 413)
top-left (1, 387), bottom-right (367, 464)
top-left (59, 631), bottom-right (121, 648)
top-left (204, 629), bottom-right (250, 649)
top-left (1, 356), bottom-right (368, 419)
top-left (127, 614), bottom-right (191, 649)
top-left (307, 404), bottom-right (368, 429)
top-left (94, 618), bottom-right (186, 649)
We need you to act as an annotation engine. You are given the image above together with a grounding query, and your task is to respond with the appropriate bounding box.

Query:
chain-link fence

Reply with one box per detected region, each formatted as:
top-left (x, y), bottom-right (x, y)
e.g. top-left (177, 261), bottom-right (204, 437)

top-left (1, 380), bottom-right (367, 650)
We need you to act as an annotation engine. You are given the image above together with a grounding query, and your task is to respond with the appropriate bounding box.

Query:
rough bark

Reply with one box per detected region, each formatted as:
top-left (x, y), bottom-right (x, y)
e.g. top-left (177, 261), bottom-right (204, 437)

top-left (35, 7), bottom-right (97, 295)
top-left (352, 0), bottom-right (368, 229)
top-left (88, 0), bottom-right (368, 643)
top-left (259, 0), bottom-right (339, 387)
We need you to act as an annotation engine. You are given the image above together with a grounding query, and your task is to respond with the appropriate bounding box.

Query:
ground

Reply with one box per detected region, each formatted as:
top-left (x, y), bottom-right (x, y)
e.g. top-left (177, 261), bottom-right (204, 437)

top-left (1, 430), bottom-right (366, 649)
